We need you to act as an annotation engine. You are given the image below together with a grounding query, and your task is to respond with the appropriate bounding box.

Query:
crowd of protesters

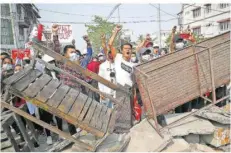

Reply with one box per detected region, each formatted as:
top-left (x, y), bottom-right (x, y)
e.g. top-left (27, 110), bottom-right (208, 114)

top-left (1, 24), bottom-right (229, 148)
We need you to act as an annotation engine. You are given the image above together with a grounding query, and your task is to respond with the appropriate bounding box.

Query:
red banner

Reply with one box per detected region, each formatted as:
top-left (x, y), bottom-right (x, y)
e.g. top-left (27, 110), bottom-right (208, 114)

top-left (11, 49), bottom-right (31, 63)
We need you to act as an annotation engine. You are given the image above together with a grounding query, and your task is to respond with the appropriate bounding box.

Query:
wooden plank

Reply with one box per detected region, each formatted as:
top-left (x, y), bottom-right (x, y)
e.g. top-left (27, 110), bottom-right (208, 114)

top-left (68, 92), bottom-right (88, 118)
top-left (33, 43), bottom-right (118, 90)
top-left (1, 102), bottom-right (94, 151)
top-left (3, 66), bottom-right (31, 85)
top-left (83, 100), bottom-right (97, 124)
top-left (47, 85), bottom-right (70, 108)
top-left (89, 103), bottom-right (102, 128)
top-left (1, 147), bottom-right (15, 152)
top-left (14, 114), bottom-right (35, 151)
top-left (78, 97), bottom-right (93, 121)
top-left (23, 74), bottom-right (52, 98)
top-left (58, 88), bottom-right (80, 113)
top-left (12, 69), bottom-right (42, 92)
top-left (96, 105), bottom-right (107, 130)
top-left (36, 79), bottom-right (61, 103)
top-left (101, 108), bottom-right (112, 133)
top-left (1, 140), bottom-right (12, 150)
top-left (1, 133), bottom-right (8, 142)
top-left (2, 126), bottom-right (20, 152)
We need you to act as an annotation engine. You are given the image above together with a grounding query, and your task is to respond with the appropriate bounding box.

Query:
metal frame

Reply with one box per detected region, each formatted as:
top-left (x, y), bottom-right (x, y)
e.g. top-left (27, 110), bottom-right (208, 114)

top-left (134, 41), bottom-right (230, 133)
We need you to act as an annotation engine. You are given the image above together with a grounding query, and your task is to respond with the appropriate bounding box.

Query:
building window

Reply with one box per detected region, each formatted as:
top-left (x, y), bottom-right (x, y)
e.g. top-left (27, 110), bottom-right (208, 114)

top-left (193, 8), bottom-right (201, 18)
top-left (205, 4), bottom-right (211, 14)
top-left (1, 19), bottom-right (14, 45)
top-left (193, 27), bottom-right (201, 35)
top-left (220, 4), bottom-right (229, 9)
top-left (219, 21), bottom-right (230, 31)
top-left (1, 4), bottom-right (11, 17)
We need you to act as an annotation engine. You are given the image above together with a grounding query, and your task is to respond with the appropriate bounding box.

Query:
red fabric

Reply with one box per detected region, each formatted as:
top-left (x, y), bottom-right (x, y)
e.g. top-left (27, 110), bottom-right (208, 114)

top-left (14, 98), bottom-right (26, 108)
top-left (86, 60), bottom-right (101, 82)
top-left (37, 24), bottom-right (43, 41)
top-left (179, 33), bottom-right (196, 43)
top-left (87, 61), bottom-right (100, 74)
top-left (133, 92), bottom-right (142, 121)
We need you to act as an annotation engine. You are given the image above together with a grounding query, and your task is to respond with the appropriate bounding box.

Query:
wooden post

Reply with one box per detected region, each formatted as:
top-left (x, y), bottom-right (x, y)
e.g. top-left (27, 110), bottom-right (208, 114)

top-left (2, 123), bottom-right (20, 152)
top-left (208, 49), bottom-right (216, 103)
top-left (13, 113), bottom-right (35, 151)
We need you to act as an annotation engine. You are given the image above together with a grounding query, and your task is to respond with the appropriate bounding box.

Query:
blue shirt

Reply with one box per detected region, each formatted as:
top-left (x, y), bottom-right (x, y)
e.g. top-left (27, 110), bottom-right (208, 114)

top-left (80, 47), bottom-right (93, 68)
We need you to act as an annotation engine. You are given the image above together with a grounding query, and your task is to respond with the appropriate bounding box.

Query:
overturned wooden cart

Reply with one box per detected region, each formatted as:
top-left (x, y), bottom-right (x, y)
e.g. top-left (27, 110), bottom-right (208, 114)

top-left (1, 42), bottom-right (132, 151)
top-left (134, 31), bottom-right (230, 132)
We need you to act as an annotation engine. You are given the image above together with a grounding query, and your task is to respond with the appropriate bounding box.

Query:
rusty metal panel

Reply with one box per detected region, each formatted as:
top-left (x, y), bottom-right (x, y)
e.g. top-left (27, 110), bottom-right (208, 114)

top-left (135, 32), bottom-right (230, 117)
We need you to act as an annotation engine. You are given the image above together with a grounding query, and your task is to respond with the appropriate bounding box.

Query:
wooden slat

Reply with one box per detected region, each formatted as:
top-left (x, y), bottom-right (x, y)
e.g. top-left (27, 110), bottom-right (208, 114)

top-left (3, 66), bottom-right (31, 85)
top-left (101, 108), bottom-right (112, 133)
top-left (47, 85), bottom-right (70, 108)
top-left (83, 100), bottom-right (97, 124)
top-left (96, 105), bottom-right (107, 130)
top-left (12, 70), bottom-right (42, 92)
top-left (33, 42), bottom-right (118, 90)
top-left (58, 88), bottom-right (80, 113)
top-left (90, 103), bottom-right (103, 128)
top-left (68, 92), bottom-right (88, 118)
top-left (23, 74), bottom-right (52, 98)
top-left (36, 79), bottom-right (61, 103)
top-left (78, 97), bottom-right (93, 121)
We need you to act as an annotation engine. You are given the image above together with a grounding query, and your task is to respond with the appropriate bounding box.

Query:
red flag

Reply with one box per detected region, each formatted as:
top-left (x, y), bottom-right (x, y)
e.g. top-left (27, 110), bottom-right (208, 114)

top-left (133, 89), bottom-right (142, 121)
top-left (180, 33), bottom-right (196, 43)
top-left (37, 24), bottom-right (43, 41)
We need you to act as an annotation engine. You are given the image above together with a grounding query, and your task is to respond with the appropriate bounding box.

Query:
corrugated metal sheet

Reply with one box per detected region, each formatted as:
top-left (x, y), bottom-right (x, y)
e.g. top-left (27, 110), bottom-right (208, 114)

top-left (134, 32), bottom-right (230, 118)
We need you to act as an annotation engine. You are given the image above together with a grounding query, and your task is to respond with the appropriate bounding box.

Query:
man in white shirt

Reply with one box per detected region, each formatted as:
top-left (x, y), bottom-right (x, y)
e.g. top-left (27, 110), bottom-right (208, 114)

top-left (98, 51), bottom-right (116, 108)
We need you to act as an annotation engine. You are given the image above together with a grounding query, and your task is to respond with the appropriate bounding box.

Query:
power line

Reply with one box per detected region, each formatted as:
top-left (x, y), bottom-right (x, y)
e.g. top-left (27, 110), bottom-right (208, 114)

top-left (40, 18), bottom-right (178, 25)
top-left (39, 7), bottom-right (175, 19)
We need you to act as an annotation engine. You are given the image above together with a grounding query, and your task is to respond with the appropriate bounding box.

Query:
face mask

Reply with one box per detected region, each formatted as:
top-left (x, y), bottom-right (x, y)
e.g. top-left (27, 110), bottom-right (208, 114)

top-left (69, 53), bottom-right (79, 61)
top-left (99, 56), bottom-right (104, 61)
top-left (142, 54), bottom-right (151, 61)
top-left (131, 57), bottom-right (136, 62)
top-left (2, 64), bottom-right (13, 71)
top-left (175, 42), bottom-right (184, 50)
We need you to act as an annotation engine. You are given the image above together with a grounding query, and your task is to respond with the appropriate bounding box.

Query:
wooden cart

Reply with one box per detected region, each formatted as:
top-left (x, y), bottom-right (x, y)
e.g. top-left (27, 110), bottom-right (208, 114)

top-left (134, 31), bottom-right (230, 133)
top-left (1, 42), bottom-right (132, 151)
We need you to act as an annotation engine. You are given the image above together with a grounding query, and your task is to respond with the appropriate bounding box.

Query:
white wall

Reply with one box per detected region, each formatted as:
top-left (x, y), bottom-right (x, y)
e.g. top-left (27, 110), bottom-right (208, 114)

top-left (181, 4), bottom-right (230, 38)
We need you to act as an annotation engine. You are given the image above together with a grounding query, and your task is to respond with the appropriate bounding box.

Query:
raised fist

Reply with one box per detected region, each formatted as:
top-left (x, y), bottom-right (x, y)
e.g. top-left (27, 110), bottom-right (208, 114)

top-left (114, 25), bottom-right (122, 32)
top-left (52, 24), bottom-right (59, 33)
top-left (101, 33), bottom-right (106, 40)
top-left (172, 26), bottom-right (177, 33)
top-left (146, 34), bottom-right (151, 41)
top-left (83, 35), bottom-right (90, 42)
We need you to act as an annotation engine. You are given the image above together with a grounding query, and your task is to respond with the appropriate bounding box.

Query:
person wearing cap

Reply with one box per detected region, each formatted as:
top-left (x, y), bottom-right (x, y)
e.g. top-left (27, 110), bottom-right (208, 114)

top-left (153, 44), bottom-right (160, 59)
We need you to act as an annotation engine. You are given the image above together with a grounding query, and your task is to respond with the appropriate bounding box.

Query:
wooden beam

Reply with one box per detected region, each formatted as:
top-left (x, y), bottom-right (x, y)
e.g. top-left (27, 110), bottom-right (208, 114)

top-left (1, 101), bottom-right (95, 151)
top-left (32, 42), bottom-right (118, 90)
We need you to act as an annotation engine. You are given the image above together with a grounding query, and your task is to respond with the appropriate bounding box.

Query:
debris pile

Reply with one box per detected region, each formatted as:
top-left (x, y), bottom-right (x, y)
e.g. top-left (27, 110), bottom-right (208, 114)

top-left (122, 103), bottom-right (230, 152)
top-left (161, 103), bottom-right (230, 152)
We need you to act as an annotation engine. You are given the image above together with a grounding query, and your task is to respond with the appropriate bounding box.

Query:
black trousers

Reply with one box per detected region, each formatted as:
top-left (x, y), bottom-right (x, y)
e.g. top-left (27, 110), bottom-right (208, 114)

top-left (39, 109), bottom-right (76, 136)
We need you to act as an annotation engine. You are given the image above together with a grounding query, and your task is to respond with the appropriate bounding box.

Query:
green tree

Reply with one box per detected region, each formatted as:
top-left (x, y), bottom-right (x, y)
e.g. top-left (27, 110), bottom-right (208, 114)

top-left (85, 16), bottom-right (123, 54)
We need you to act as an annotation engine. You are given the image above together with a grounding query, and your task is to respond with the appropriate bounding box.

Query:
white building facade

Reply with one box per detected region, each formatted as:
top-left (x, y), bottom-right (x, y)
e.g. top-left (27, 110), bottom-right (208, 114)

top-left (178, 3), bottom-right (230, 38)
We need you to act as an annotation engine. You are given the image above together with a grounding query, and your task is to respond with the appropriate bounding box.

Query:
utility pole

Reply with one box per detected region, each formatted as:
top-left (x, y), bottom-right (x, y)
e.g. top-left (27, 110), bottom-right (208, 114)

top-left (158, 4), bottom-right (162, 48)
